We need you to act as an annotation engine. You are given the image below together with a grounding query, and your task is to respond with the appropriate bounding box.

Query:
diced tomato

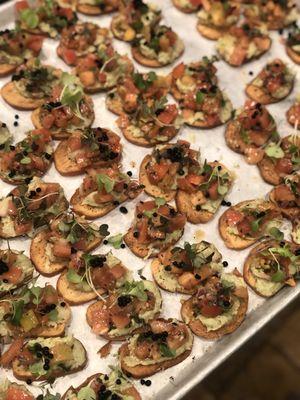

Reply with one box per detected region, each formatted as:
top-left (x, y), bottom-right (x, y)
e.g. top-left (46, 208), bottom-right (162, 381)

top-left (137, 218), bottom-right (149, 243)
top-left (266, 78), bottom-right (281, 95)
top-left (168, 214), bottom-right (186, 231)
top-left (137, 201), bottom-right (156, 213)
top-left (0, 338), bottom-right (24, 367)
top-left (148, 163), bottom-right (169, 183)
top-left (200, 304), bottom-right (222, 318)
top-left (62, 48), bottom-right (77, 65)
top-left (237, 218), bottom-right (252, 235)
top-left (68, 135), bottom-right (82, 152)
top-left (43, 285), bottom-right (59, 305)
top-left (58, 7), bottom-right (74, 20)
top-left (41, 114), bottom-right (55, 129)
top-left (26, 36), bottom-right (44, 54)
top-left (53, 239), bottom-right (71, 258)
top-left (177, 178), bottom-right (195, 192)
top-left (186, 174), bottom-right (204, 186)
top-left (98, 72), bottom-right (107, 83)
top-left (14, 220), bottom-right (32, 235)
top-left (15, 1), bottom-right (28, 13)
top-left (110, 264), bottom-right (126, 279)
top-left (157, 105), bottom-right (178, 124)
top-left (165, 30), bottom-right (177, 46)
top-left (276, 158), bottom-right (293, 174)
top-left (34, 128), bottom-right (52, 142)
top-left (111, 313), bottom-right (130, 329)
top-left (207, 181), bottom-right (219, 200)
top-left (226, 209), bottom-right (244, 225)
top-left (31, 155), bottom-right (45, 171)
top-left (6, 386), bottom-right (34, 400)
top-left (172, 63), bottom-right (185, 79)
top-left (0, 264), bottom-right (22, 284)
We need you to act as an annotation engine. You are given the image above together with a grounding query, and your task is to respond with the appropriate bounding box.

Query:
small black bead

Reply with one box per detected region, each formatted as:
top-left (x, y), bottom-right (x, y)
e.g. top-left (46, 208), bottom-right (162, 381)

top-left (116, 379), bottom-right (121, 384)
top-left (43, 364), bottom-right (50, 370)
top-left (71, 247), bottom-right (77, 254)
top-left (217, 166), bottom-right (222, 171)
top-left (249, 71), bottom-right (253, 75)
top-left (140, 379), bottom-right (145, 385)
top-left (24, 177), bottom-right (32, 184)
top-left (15, 114), bottom-right (19, 119)
top-left (44, 153), bottom-right (51, 160)
top-left (36, 187), bottom-right (42, 193)
top-left (26, 379), bottom-right (32, 385)
top-left (145, 380), bottom-right (152, 386)
top-left (221, 200), bottom-right (227, 206)
top-left (222, 261), bottom-right (228, 267)
top-left (127, 171), bottom-right (133, 176)
top-left (165, 266), bottom-right (172, 271)
top-left (113, 200), bottom-right (120, 206)
top-left (226, 201), bottom-right (231, 207)
top-left (137, 213), bottom-right (142, 219)
top-left (60, 302), bottom-right (66, 307)
top-left (295, 249), bottom-right (300, 256)
top-left (3, 279), bottom-right (8, 283)
top-left (120, 243), bottom-right (126, 249)
top-left (194, 274), bottom-right (201, 280)
top-left (133, 231), bottom-right (139, 238)
top-left (10, 145), bottom-right (15, 151)
top-left (104, 374), bottom-right (109, 380)
top-left (195, 205), bottom-right (201, 211)
top-left (178, 169), bottom-right (185, 176)
top-left (14, 121), bottom-right (18, 127)
top-left (103, 240), bottom-right (108, 245)
top-left (280, 241), bottom-right (285, 247)
top-left (2, 123), bottom-right (6, 127)
top-left (119, 206), bottom-right (128, 214)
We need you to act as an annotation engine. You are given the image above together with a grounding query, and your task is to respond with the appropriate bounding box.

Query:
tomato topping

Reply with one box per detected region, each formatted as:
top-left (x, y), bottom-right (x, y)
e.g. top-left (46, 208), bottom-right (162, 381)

top-left (6, 386), bottom-right (34, 400)
top-left (157, 105), bottom-right (178, 124)
top-left (62, 48), bottom-right (77, 65)
top-left (26, 36), bottom-right (44, 54)
top-left (226, 209), bottom-right (244, 225)
top-left (200, 303), bottom-right (222, 318)
top-left (147, 163), bottom-right (169, 184)
top-left (0, 338), bottom-right (24, 367)
top-left (172, 63), bottom-right (185, 79)
top-left (52, 240), bottom-right (71, 258)
top-left (186, 174), bottom-right (204, 186)
top-left (15, 1), bottom-right (28, 13)
top-left (207, 181), bottom-right (219, 200)
top-left (1, 264), bottom-right (22, 284)
top-left (276, 158), bottom-right (293, 174)
top-left (98, 72), bottom-right (107, 83)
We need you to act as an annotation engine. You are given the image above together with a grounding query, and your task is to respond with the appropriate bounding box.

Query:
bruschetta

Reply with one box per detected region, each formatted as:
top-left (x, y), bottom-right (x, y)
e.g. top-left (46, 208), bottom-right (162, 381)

top-left (0, 250), bottom-right (34, 298)
top-left (70, 166), bottom-right (142, 219)
top-left (0, 30), bottom-right (43, 77)
top-left (131, 25), bottom-right (184, 67)
top-left (57, 251), bottom-right (132, 305)
top-left (0, 129), bottom-right (53, 185)
top-left (0, 177), bottom-right (68, 239)
top-left (257, 135), bottom-right (300, 185)
top-left (225, 99), bottom-right (278, 162)
top-left (111, 0), bottom-right (161, 42)
top-left (245, 58), bottom-right (295, 104)
top-left (170, 57), bottom-right (218, 101)
top-left (1, 59), bottom-right (62, 110)
top-left (32, 79), bottom-right (95, 140)
top-left (1, 336), bottom-right (87, 381)
top-left (286, 24), bottom-right (300, 64)
top-left (151, 240), bottom-right (223, 294)
top-left (243, 240), bottom-right (300, 297)
top-left (219, 199), bottom-right (283, 249)
top-left (286, 94), bottom-right (300, 129)
top-left (30, 213), bottom-right (103, 276)
top-left (124, 200), bottom-right (186, 258)
top-left (86, 280), bottom-right (162, 340)
top-left (216, 22), bottom-right (271, 67)
top-left (62, 370), bottom-right (141, 400)
top-left (119, 318), bottom-right (193, 378)
top-left (139, 140), bottom-right (200, 201)
top-left (244, 0), bottom-right (299, 30)
top-left (117, 97), bottom-right (182, 147)
top-left (77, 0), bottom-right (118, 15)
top-left (75, 49), bottom-right (134, 93)
top-left (54, 128), bottom-right (121, 176)
top-left (172, 0), bottom-right (202, 13)
top-left (197, 0), bottom-right (240, 40)
top-left (106, 71), bottom-right (171, 116)
top-left (0, 284), bottom-right (71, 341)
top-left (176, 161), bottom-right (233, 223)
top-left (15, 0), bottom-right (78, 39)
top-left (180, 85), bottom-right (233, 128)
top-left (181, 269), bottom-right (248, 339)
top-left (57, 22), bottom-right (111, 66)
top-left (0, 379), bottom-right (34, 400)
top-left (269, 174), bottom-right (300, 220)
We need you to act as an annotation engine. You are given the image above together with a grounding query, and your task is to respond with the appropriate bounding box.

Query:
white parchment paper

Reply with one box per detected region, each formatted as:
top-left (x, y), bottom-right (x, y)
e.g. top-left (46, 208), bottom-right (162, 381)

top-left (0, 1), bottom-right (299, 399)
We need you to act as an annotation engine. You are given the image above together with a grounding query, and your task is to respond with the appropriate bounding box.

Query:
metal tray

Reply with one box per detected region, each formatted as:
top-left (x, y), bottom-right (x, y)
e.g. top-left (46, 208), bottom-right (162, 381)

top-left (0, 1), bottom-right (299, 399)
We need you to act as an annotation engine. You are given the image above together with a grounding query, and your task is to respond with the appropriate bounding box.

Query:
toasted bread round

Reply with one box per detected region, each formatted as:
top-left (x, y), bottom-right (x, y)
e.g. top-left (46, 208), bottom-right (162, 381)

top-left (151, 257), bottom-right (195, 294)
top-left (124, 227), bottom-right (184, 258)
top-left (1, 82), bottom-right (45, 110)
top-left (175, 190), bottom-right (213, 223)
top-left (119, 341), bottom-right (192, 378)
top-left (30, 229), bottom-right (102, 276)
top-left (62, 373), bottom-right (141, 400)
top-left (172, 0), bottom-right (198, 13)
top-left (243, 240), bottom-right (285, 297)
top-left (57, 271), bottom-right (102, 305)
top-left (218, 200), bottom-right (278, 249)
top-left (12, 338), bottom-right (87, 381)
top-left (181, 269), bottom-right (248, 339)
top-left (196, 22), bottom-right (224, 40)
top-left (269, 188), bottom-right (299, 220)
top-left (121, 125), bottom-right (157, 147)
top-left (257, 157), bottom-right (281, 186)
top-left (0, 64), bottom-right (18, 77)
top-left (70, 188), bottom-right (116, 219)
top-left (139, 155), bottom-right (176, 201)
top-left (245, 81), bottom-right (293, 105)
top-left (286, 46), bottom-right (300, 65)
top-left (182, 112), bottom-right (224, 128)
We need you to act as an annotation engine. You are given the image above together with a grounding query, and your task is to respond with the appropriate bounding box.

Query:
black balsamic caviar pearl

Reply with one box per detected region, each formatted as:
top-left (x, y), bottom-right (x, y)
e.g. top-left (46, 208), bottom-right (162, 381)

top-left (133, 231), bottom-right (139, 238)
top-left (36, 396), bottom-right (43, 400)
top-left (280, 241), bottom-right (285, 247)
top-left (36, 351), bottom-right (43, 358)
top-left (113, 200), bottom-right (120, 206)
top-left (221, 200), bottom-right (227, 206)
top-left (120, 206), bottom-right (128, 214)
top-left (140, 379), bottom-right (145, 385)
top-left (165, 265), bottom-right (172, 271)
top-left (120, 243), bottom-right (126, 249)
top-left (10, 145), bottom-right (15, 151)
top-left (0, 260), bottom-right (9, 274)
top-left (104, 374), bottom-right (109, 380)
top-left (26, 379), bottom-right (32, 385)
top-left (223, 300), bottom-right (231, 308)
top-left (60, 302), bottom-right (66, 307)
top-left (71, 247), bottom-right (77, 254)
top-left (43, 364), bottom-right (50, 370)
top-left (127, 171), bottom-right (133, 176)
top-left (195, 205), bottom-right (201, 211)
top-left (226, 201), bottom-right (231, 207)
top-left (90, 256), bottom-right (106, 268)
top-left (3, 279), bottom-right (8, 283)
top-left (295, 249), bottom-right (300, 256)
top-left (115, 379), bottom-right (121, 385)
top-left (103, 240), bottom-right (108, 245)
top-left (137, 213), bottom-right (143, 219)
top-left (2, 123), bottom-right (6, 127)
top-left (24, 177), bottom-right (32, 184)
top-left (44, 153), bottom-right (51, 160)
top-left (217, 166), bottom-right (222, 171)
top-left (249, 71), bottom-right (253, 75)
top-left (222, 261), bottom-right (228, 267)
top-left (145, 380), bottom-right (152, 386)
top-left (118, 295), bottom-right (131, 307)
top-left (178, 169), bottom-right (185, 176)
top-left (15, 114), bottom-right (19, 119)
top-left (14, 121), bottom-right (18, 127)
top-left (195, 274), bottom-right (201, 280)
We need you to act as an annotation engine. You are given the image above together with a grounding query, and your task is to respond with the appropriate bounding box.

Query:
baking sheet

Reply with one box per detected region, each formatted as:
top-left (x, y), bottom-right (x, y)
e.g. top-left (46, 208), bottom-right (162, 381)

top-left (0, 0), bottom-right (299, 398)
